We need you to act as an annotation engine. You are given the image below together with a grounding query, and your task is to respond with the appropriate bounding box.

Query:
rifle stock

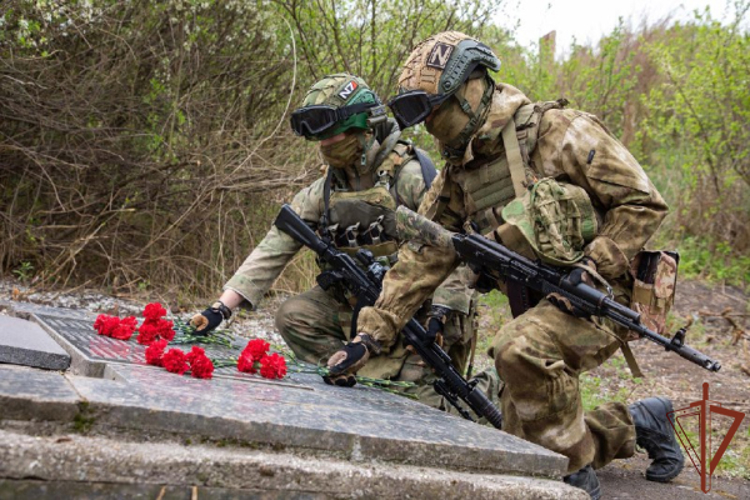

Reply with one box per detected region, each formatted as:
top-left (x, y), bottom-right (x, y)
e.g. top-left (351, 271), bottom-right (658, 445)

top-left (396, 206), bottom-right (721, 373)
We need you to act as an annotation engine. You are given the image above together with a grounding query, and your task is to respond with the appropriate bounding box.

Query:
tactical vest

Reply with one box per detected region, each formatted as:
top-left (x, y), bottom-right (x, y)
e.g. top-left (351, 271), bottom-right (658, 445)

top-left (455, 100), bottom-right (568, 236)
top-left (320, 142), bottom-right (435, 264)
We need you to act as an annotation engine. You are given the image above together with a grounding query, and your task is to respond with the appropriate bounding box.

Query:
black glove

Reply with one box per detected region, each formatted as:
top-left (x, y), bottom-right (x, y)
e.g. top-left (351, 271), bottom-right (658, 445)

top-left (425, 305), bottom-right (452, 345)
top-left (323, 334), bottom-right (381, 387)
top-left (190, 301), bottom-right (231, 336)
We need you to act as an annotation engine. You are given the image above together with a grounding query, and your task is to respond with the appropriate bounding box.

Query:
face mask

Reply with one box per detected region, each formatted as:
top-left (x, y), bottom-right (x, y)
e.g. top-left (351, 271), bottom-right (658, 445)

top-left (426, 77), bottom-right (490, 160)
top-left (425, 97), bottom-right (469, 146)
top-left (319, 133), bottom-right (363, 169)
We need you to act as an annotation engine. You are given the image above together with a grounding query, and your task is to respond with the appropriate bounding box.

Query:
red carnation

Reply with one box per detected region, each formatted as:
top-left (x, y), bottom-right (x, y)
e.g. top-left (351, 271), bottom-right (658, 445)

top-left (186, 346), bottom-right (205, 364)
top-left (155, 319), bottom-right (175, 341)
top-left (190, 354), bottom-right (214, 379)
top-left (94, 315), bottom-right (120, 337)
top-left (162, 348), bottom-right (189, 375)
top-left (136, 323), bottom-right (159, 345)
top-left (143, 302), bottom-right (167, 321)
top-left (145, 338), bottom-right (169, 366)
top-left (111, 316), bottom-right (137, 340)
top-left (259, 353), bottom-right (287, 380)
top-left (237, 353), bottom-right (257, 374)
top-left (242, 339), bottom-right (270, 362)
top-left (93, 314), bottom-right (109, 334)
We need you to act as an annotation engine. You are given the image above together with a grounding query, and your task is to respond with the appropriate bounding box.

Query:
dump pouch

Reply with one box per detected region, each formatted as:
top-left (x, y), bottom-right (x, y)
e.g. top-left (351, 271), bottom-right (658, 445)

top-left (500, 178), bottom-right (600, 266)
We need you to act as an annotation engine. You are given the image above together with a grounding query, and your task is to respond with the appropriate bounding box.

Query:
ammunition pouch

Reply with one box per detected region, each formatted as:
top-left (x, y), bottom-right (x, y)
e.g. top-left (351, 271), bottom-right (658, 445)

top-left (630, 251), bottom-right (679, 335)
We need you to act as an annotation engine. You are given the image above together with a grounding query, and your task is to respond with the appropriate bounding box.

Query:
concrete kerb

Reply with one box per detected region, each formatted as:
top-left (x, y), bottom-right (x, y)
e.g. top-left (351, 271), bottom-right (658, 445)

top-left (65, 373), bottom-right (562, 477)
top-left (0, 363), bottom-right (567, 479)
top-left (0, 429), bottom-right (589, 500)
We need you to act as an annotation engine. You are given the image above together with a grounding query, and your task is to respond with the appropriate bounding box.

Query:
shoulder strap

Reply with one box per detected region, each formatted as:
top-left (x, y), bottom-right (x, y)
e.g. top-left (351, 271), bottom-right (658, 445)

top-left (523, 98), bottom-right (568, 156)
top-left (503, 98), bottom-right (569, 196)
top-left (413, 147), bottom-right (437, 190)
top-left (319, 168), bottom-right (334, 242)
top-left (501, 121), bottom-right (528, 199)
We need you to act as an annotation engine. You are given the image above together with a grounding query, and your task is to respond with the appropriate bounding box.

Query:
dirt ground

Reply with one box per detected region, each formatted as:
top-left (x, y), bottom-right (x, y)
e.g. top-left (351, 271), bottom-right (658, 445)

top-left (592, 280), bottom-right (750, 498)
top-left (476, 279), bottom-right (750, 497)
top-left (3, 277), bottom-right (749, 498)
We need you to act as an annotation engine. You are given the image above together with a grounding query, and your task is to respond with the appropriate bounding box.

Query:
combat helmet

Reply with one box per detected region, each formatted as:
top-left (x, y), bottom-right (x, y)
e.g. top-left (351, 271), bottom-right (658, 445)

top-left (388, 31), bottom-right (500, 157)
top-left (290, 74), bottom-right (386, 141)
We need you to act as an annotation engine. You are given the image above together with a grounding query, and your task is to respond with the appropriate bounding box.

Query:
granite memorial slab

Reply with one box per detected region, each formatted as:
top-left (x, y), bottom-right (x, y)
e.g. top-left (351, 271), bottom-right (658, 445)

top-left (0, 316), bottom-right (70, 370)
top-left (0, 365), bottom-right (80, 421)
top-left (69, 364), bottom-right (564, 476)
top-left (0, 304), bottom-right (570, 478)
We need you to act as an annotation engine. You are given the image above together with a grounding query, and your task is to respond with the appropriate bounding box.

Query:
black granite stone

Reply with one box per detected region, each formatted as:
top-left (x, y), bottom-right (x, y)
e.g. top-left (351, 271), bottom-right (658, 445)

top-left (0, 316), bottom-right (70, 370)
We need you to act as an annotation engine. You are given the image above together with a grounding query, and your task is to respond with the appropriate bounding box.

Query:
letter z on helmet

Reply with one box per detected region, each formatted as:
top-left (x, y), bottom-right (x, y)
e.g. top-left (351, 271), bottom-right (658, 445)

top-left (388, 31), bottom-right (500, 129)
top-left (290, 74), bottom-right (385, 140)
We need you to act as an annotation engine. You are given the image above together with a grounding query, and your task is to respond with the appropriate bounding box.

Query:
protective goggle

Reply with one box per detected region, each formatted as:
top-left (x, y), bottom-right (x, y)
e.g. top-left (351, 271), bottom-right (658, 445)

top-left (290, 102), bottom-right (378, 138)
top-left (388, 90), bottom-right (453, 129)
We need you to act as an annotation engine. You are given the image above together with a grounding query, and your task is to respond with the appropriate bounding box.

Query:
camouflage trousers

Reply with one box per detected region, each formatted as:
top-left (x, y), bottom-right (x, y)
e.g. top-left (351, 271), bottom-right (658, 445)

top-left (490, 299), bottom-right (636, 474)
top-left (276, 285), bottom-right (498, 410)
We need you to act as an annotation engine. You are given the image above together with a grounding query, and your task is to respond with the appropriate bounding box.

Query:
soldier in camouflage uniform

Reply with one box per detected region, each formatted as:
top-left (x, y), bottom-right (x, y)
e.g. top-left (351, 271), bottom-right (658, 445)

top-left (191, 73), bottom-right (492, 408)
top-left (325, 33), bottom-right (684, 499)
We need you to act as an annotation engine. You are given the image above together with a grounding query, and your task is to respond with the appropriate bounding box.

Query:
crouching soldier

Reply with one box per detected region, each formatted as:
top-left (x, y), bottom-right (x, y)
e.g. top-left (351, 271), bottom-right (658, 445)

top-left (334, 33), bottom-right (685, 499)
top-left (191, 73), bottom-right (499, 408)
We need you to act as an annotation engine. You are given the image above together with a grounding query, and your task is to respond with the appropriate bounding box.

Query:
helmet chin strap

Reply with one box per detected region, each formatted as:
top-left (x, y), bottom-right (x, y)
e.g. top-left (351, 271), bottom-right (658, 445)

top-left (441, 73), bottom-right (495, 162)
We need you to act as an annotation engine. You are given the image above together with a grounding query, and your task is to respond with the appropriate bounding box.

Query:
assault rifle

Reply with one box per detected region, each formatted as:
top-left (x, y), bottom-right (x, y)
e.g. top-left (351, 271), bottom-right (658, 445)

top-left (396, 206), bottom-right (721, 373)
top-left (274, 204), bottom-right (504, 429)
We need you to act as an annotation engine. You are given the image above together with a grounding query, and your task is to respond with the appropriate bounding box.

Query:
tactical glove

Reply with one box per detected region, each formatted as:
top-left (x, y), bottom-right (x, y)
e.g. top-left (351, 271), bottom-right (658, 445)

top-left (425, 305), bottom-right (452, 345)
top-left (323, 334), bottom-right (382, 387)
top-left (548, 257), bottom-right (597, 318)
top-left (190, 301), bottom-right (231, 336)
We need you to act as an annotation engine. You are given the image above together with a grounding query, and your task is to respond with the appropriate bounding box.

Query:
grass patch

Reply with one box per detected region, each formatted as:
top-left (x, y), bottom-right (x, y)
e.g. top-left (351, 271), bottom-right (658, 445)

top-left (653, 234), bottom-right (750, 292)
top-left (72, 402), bottom-right (95, 434)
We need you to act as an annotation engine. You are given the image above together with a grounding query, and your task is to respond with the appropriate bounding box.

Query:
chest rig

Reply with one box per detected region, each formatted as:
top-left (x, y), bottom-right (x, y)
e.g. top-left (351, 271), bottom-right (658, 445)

top-left (319, 142), bottom-right (413, 263)
top-left (448, 100), bottom-right (568, 236)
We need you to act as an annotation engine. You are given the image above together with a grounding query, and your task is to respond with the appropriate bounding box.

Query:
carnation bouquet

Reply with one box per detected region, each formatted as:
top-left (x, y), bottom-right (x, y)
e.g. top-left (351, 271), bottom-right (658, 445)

top-left (93, 302), bottom-right (286, 381)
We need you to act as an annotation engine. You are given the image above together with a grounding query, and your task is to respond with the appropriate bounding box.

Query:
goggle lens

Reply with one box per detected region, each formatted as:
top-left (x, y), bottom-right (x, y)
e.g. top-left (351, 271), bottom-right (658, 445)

top-left (388, 91), bottom-right (449, 129)
top-left (290, 103), bottom-right (376, 138)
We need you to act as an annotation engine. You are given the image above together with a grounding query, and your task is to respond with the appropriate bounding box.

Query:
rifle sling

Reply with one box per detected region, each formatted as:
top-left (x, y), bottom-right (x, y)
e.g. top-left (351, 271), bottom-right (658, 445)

top-left (620, 343), bottom-right (644, 378)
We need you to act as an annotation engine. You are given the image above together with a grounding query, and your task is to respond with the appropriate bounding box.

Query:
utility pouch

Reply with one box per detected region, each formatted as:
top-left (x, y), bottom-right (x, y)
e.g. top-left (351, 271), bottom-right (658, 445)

top-left (629, 251), bottom-right (679, 335)
top-left (501, 178), bottom-right (600, 266)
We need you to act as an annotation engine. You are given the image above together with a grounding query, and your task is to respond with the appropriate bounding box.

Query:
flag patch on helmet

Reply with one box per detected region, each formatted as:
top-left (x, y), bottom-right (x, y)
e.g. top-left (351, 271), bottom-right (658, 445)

top-left (338, 81), bottom-right (359, 100)
top-left (427, 43), bottom-right (454, 69)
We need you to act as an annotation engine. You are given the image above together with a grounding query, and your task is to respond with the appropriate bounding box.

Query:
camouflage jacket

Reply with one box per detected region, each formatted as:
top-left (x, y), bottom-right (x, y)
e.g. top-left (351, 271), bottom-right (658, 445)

top-left (357, 84), bottom-right (669, 349)
top-left (223, 145), bottom-right (475, 315)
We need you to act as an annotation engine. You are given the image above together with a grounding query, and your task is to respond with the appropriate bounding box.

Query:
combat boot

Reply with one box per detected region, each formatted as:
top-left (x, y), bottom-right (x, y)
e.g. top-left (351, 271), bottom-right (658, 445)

top-left (563, 464), bottom-right (601, 500)
top-left (629, 397), bottom-right (685, 482)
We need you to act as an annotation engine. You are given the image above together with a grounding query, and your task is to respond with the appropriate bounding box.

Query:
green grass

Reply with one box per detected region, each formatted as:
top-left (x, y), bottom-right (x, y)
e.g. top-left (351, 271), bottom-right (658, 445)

top-left (653, 234), bottom-right (750, 291)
